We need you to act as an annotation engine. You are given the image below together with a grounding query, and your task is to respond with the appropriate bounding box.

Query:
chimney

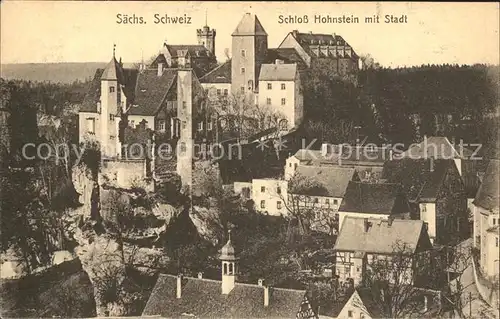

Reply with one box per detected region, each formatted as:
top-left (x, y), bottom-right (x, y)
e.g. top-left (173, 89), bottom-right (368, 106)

top-left (423, 295), bottom-right (428, 312)
top-left (198, 272), bottom-right (203, 279)
top-left (176, 274), bottom-right (183, 299)
top-left (264, 285), bottom-right (270, 307)
top-left (258, 278), bottom-right (265, 286)
top-left (158, 62), bottom-right (164, 77)
top-left (364, 218), bottom-right (371, 232)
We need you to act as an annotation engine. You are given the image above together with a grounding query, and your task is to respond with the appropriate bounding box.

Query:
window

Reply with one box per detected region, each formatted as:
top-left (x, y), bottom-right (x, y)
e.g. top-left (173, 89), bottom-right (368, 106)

top-left (261, 186), bottom-right (266, 193)
top-left (240, 86), bottom-right (245, 94)
top-left (216, 89), bottom-right (221, 96)
top-left (314, 198), bottom-right (319, 203)
top-left (277, 201), bottom-right (282, 209)
top-left (207, 121), bottom-right (213, 131)
top-left (182, 101), bottom-right (187, 109)
top-left (493, 218), bottom-right (496, 225)
top-left (496, 237), bottom-right (499, 247)
top-left (267, 83), bottom-right (272, 90)
top-left (325, 199), bottom-right (330, 205)
top-left (86, 118), bottom-right (95, 133)
top-left (281, 83), bottom-right (286, 90)
top-left (223, 89), bottom-right (228, 96)
top-left (109, 114), bottom-right (115, 121)
top-left (241, 49), bottom-right (246, 57)
top-left (281, 98), bottom-right (286, 105)
top-left (421, 204), bottom-right (427, 213)
top-left (197, 122), bottom-right (203, 131)
top-left (109, 86), bottom-right (115, 93)
top-left (277, 186), bottom-right (281, 194)
top-left (266, 98), bottom-right (271, 105)
top-left (294, 163), bottom-right (298, 169)
top-left (260, 200), bottom-right (266, 209)
top-left (182, 121), bottom-right (187, 129)
top-left (289, 163), bottom-right (292, 167)
top-left (157, 120), bottom-right (166, 131)
top-left (334, 199), bottom-right (338, 205)
top-left (240, 67), bottom-right (245, 74)
top-left (180, 142), bottom-right (186, 153)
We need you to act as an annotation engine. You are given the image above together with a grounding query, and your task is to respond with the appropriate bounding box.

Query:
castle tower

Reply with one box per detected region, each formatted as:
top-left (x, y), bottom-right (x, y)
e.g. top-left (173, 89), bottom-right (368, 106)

top-left (197, 13), bottom-right (216, 56)
top-left (176, 69), bottom-right (193, 188)
top-left (99, 51), bottom-right (122, 158)
top-left (231, 13), bottom-right (268, 96)
top-left (219, 230), bottom-right (238, 295)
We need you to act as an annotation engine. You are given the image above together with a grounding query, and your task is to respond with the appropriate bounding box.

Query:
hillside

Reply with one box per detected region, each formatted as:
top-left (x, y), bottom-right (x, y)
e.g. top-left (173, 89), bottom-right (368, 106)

top-left (1, 62), bottom-right (135, 84)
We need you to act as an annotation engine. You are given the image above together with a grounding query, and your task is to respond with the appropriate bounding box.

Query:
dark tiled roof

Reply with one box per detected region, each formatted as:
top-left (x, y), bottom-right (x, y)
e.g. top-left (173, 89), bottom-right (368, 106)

top-left (382, 159), bottom-right (456, 202)
top-left (290, 31), bottom-right (358, 59)
top-left (473, 159), bottom-right (499, 212)
top-left (334, 217), bottom-right (425, 254)
top-left (165, 44), bottom-right (211, 58)
top-left (199, 60), bottom-right (231, 84)
top-left (339, 181), bottom-right (407, 214)
top-left (130, 68), bottom-right (177, 116)
top-left (80, 69), bottom-right (104, 112)
top-left (292, 146), bottom-right (390, 167)
top-left (232, 13), bottom-right (268, 36)
top-left (265, 48), bottom-right (307, 69)
top-left (142, 274), bottom-right (306, 318)
top-left (294, 166), bottom-right (357, 198)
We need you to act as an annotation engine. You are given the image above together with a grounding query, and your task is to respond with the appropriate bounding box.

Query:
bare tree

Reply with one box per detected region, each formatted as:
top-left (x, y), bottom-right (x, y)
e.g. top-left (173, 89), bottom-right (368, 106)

top-left (361, 240), bottom-right (442, 318)
top-left (278, 172), bottom-right (337, 236)
top-left (208, 91), bottom-right (288, 142)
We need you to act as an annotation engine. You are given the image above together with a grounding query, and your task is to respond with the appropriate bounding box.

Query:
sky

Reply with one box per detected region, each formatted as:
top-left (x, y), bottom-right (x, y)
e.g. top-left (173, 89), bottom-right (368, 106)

top-left (1, 1), bottom-right (499, 67)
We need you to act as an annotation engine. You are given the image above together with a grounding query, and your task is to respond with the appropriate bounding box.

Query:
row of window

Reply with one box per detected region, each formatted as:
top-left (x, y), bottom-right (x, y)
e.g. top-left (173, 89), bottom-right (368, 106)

top-left (266, 98), bottom-right (287, 105)
top-left (267, 83), bottom-right (287, 90)
top-left (156, 120), bottom-right (214, 132)
top-left (260, 186), bottom-right (281, 194)
top-left (260, 200), bottom-right (282, 210)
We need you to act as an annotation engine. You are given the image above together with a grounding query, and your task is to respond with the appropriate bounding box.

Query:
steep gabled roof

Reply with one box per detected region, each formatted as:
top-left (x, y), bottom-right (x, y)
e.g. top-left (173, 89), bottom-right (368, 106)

top-left (265, 48), bottom-right (308, 69)
top-left (101, 57), bottom-right (122, 81)
top-left (130, 68), bottom-right (177, 116)
top-left (473, 159), bottom-right (499, 212)
top-left (293, 165), bottom-right (357, 198)
top-left (199, 60), bottom-right (232, 84)
top-left (142, 274), bottom-right (306, 318)
top-left (232, 13), bottom-right (268, 36)
top-left (334, 217), bottom-right (425, 254)
top-left (382, 159), bottom-right (456, 202)
top-left (398, 136), bottom-right (474, 159)
top-left (259, 63), bottom-right (297, 81)
top-left (339, 181), bottom-right (407, 214)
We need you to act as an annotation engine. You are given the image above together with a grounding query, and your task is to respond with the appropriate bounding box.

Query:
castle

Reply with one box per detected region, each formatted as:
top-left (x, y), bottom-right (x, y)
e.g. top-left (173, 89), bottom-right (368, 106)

top-left (78, 13), bottom-right (359, 188)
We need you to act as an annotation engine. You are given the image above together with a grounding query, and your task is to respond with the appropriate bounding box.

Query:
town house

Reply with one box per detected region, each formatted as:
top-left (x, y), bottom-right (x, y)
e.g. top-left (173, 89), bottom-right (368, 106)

top-left (383, 158), bottom-right (467, 245)
top-left (333, 217), bottom-right (433, 287)
top-left (337, 181), bottom-right (411, 231)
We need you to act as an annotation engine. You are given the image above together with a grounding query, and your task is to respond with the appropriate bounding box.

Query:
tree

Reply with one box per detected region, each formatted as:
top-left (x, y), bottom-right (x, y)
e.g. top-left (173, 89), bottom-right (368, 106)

top-left (360, 240), bottom-right (453, 318)
top-left (208, 91), bottom-right (288, 142)
top-left (280, 172), bottom-right (337, 236)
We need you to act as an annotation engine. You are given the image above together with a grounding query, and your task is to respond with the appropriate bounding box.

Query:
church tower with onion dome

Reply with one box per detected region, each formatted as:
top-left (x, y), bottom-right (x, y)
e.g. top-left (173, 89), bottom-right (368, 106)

top-left (219, 230), bottom-right (238, 294)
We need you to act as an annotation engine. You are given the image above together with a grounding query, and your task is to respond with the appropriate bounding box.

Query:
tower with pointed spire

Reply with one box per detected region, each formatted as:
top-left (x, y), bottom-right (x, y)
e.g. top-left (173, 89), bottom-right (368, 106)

top-left (231, 13), bottom-right (268, 96)
top-left (219, 230), bottom-right (238, 294)
top-left (99, 44), bottom-right (125, 158)
top-left (196, 11), bottom-right (216, 56)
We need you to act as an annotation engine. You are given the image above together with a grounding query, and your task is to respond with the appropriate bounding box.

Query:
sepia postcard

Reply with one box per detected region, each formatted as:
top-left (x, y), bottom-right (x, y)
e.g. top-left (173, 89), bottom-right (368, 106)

top-left (0, 1), bottom-right (499, 318)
